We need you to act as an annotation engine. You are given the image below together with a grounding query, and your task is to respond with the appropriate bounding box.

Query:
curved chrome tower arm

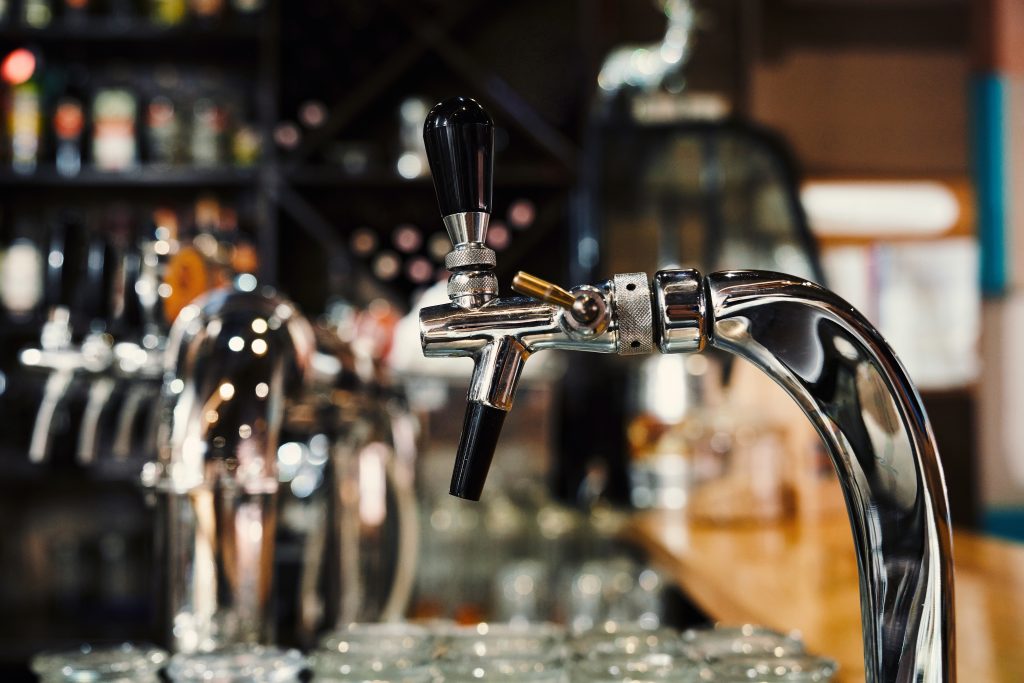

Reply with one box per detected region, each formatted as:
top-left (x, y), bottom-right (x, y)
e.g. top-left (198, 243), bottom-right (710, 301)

top-left (702, 270), bottom-right (955, 683)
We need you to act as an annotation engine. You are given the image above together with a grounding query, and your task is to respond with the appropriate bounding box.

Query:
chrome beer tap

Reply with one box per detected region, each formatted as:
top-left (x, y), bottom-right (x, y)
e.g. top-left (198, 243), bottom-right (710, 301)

top-left (420, 97), bottom-right (955, 682)
top-left (148, 284), bottom-right (316, 652)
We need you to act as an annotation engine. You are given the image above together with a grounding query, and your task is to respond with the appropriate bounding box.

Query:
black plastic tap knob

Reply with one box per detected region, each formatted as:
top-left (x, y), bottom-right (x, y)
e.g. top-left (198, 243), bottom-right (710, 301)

top-left (423, 96), bottom-right (493, 219)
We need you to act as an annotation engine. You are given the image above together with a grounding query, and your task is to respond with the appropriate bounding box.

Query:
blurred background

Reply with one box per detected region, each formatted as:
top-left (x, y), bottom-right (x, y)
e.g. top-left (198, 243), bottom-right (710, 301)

top-left (0, 0), bottom-right (1019, 679)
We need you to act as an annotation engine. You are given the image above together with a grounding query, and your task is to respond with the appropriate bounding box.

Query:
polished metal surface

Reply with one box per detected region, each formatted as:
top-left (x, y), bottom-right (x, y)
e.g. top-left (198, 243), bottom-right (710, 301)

top-left (447, 271), bottom-right (498, 308)
top-left (511, 271), bottom-right (576, 310)
top-left (21, 320), bottom-right (113, 463)
top-left (443, 211), bottom-right (490, 246)
top-left (153, 285), bottom-right (315, 652)
top-left (702, 270), bottom-right (954, 683)
top-left (420, 277), bottom-right (631, 413)
top-left (652, 269), bottom-right (704, 354)
top-left (445, 244), bottom-right (496, 270)
top-left (419, 267), bottom-right (954, 683)
top-left (612, 272), bottom-right (654, 356)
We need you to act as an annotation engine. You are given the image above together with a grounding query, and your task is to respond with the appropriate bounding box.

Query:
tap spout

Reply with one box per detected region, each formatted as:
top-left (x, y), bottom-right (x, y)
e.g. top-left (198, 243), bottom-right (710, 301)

top-left (700, 269), bottom-right (955, 683)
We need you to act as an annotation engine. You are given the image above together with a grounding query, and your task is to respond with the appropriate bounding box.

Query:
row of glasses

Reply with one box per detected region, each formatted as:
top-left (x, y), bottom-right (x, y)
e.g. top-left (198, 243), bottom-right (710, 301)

top-left (31, 644), bottom-right (306, 683)
top-left (28, 622), bottom-right (837, 682)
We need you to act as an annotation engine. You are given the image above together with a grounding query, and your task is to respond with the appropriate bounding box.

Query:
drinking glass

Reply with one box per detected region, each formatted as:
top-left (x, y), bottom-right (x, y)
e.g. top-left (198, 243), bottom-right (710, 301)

top-left (31, 643), bottom-right (168, 683)
top-left (571, 625), bottom-right (688, 660)
top-left (437, 622), bottom-right (566, 661)
top-left (433, 658), bottom-right (567, 682)
top-left (569, 653), bottom-right (701, 682)
top-left (704, 655), bottom-right (837, 681)
top-left (680, 625), bottom-right (804, 661)
top-left (313, 622), bottom-right (437, 680)
top-left (319, 622), bottom-right (436, 662)
top-left (166, 645), bottom-right (306, 683)
top-left (310, 656), bottom-right (438, 683)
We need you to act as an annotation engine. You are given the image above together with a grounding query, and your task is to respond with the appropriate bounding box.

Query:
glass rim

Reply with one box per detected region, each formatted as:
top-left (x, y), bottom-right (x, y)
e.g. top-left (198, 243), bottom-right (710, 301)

top-left (705, 654), bottom-right (838, 680)
top-left (166, 645), bottom-right (307, 682)
top-left (31, 643), bottom-right (169, 680)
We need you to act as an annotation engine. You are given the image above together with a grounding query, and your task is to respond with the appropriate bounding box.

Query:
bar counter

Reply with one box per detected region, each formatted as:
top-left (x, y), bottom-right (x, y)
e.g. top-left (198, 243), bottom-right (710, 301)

top-left (630, 506), bottom-right (1024, 682)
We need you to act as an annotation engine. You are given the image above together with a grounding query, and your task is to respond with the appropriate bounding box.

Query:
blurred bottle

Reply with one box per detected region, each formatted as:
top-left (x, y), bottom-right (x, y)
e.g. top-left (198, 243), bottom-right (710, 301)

top-left (190, 97), bottom-right (226, 166)
top-left (145, 95), bottom-right (180, 165)
top-left (4, 48), bottom-right (43, 175)
top-left (22, 0), bottom-right (53, 28)
top-left (149, 0), bottom-right (186, 25)
top-left (53, 96), bottom-right (85, 176)
top-left (395, 97), bottom-right (428, 179)
top-left (188, 0), bottom-right (223, 22)
top-left (230, 0), bottom-right (263, 14)
top-left (232, 123), bottom-right (260, 167)
top-left (0, 221), bottom-right (44, 318)
top-left (91, 88), bottom-right (137, 171)
top-left (63, 0), bottom-right (90, 25)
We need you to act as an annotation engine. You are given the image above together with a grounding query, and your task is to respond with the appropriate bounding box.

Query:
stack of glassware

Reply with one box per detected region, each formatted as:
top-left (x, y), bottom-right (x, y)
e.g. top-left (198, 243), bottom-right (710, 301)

top-left (311, 622), bottom-right (437, 682)
top-left (31, 643), bottom-right (168, 683)
top-left (165, 646), bottom-right (307, 683)
top-left (28, 622), bottom-right (837, 682)
top-left (678, 625), bottom-right (837, 682)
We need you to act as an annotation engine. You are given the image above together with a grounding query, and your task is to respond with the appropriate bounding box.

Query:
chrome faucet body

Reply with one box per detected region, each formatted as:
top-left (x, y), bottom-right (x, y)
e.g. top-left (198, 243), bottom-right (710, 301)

top-left (420, 97), bottom-right (954, 682)
top-left (148, 285), bottom-right (316, 652)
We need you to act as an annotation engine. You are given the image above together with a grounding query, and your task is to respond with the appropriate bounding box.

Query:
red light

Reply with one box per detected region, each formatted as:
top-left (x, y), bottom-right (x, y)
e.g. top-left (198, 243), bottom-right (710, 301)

top-left (2, 49), bottom-right (36, 86)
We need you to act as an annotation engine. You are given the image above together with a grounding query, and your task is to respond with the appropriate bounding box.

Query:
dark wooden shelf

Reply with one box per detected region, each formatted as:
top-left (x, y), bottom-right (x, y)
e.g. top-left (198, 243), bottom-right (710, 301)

top-left (0, 20), bottom-right (263, 44)
top-left (0, 166), bottom-right (259, 188)
top-left (287, 164), bottom-right (572, 188)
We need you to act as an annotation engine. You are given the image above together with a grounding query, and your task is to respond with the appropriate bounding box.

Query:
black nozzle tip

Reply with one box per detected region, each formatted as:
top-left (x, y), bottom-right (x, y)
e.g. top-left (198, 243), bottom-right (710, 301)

top-left (450, 401), bottom-right (507, 501)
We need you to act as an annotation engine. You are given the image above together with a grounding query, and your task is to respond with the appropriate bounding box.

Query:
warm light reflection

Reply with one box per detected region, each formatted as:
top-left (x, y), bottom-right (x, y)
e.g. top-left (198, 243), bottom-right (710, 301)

top-left (358, 442), bottom-right (389, 526)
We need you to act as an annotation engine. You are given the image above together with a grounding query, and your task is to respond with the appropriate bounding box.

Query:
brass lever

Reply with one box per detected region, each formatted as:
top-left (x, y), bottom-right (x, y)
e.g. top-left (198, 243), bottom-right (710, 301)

top-left (511, 271), bottom-right (575, 309)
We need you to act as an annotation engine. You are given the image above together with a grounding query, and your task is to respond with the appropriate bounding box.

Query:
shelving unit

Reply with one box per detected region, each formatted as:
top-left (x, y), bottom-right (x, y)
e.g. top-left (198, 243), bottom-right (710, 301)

top-left (0, 166), bottom-right (259, 187)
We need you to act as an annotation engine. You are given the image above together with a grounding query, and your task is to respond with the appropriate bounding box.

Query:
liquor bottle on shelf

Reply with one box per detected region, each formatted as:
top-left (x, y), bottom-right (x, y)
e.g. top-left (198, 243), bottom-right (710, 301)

top-left (188, 0), bottom-right (223, 23)
top-left (145, 95), bottom-right (181, 166)
top-left (396, 97), bottom-right (428, 179)
top-left (5, 50), bottom-right (43, 174)
top-left (231, 123), bottom-right (260, 167)
top-left (148, 0), bottom-right (186, 26)
top-left (230, 0), bottom-right (263, 14)
top-left (62, 0), bottom-right (90, 26)
top-left (53, 96), bottom-right (85, 177)
top-left (190, 97), bottom-right (226, 167)
top-left (105, 0), bottom-right (135, 25)
top-left (22, 0), bottom-right (53, 28)
top-left (92, 87), bottom-right (138, 171)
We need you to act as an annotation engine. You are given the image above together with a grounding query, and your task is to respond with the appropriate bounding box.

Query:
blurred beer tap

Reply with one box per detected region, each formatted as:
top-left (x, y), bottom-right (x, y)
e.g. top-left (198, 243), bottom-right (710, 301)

top-left (20, 217), bottom-right (115, 464)
top-left (108, 215), bottom-right (182, 461)
top-left (148, 283), bottom-right (315, 652)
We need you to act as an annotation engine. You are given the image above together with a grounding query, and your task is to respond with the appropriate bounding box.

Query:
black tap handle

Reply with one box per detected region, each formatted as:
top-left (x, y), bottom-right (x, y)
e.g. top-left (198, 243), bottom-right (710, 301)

top-left (423, 96), bottom-right (493, 218)
top-left (450, 401), bottom-right (506, 501)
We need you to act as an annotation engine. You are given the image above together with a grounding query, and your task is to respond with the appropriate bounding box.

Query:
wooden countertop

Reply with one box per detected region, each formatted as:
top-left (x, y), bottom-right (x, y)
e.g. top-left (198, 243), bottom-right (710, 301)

top-left (630, 508), bottom-right (1024, 683)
